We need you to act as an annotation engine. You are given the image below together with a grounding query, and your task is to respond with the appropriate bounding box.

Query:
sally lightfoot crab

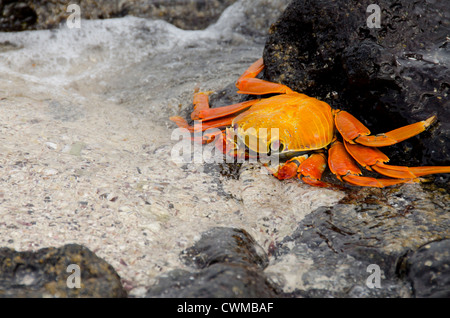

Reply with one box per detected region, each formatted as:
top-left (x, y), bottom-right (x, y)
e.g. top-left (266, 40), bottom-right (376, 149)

top-left (170, 58), bottom-right (450, 187)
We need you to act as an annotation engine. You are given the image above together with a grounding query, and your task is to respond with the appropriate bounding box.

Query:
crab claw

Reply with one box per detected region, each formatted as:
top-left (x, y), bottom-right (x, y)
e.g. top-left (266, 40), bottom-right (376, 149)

top-left (276, 161), bottom-right (300, 180)
top-left (272, 156), bottom-right (308, 180)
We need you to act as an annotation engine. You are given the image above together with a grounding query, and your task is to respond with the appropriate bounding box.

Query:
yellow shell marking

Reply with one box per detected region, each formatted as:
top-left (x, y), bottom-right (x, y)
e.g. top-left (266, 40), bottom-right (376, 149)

top-left (232, 93), bottom-right (334, 153)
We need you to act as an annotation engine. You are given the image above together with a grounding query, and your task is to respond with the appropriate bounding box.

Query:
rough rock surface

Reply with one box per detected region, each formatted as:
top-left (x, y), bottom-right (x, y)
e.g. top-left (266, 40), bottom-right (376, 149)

top-left (180, 227), bottom-right (269, 270)
top-left (146, 227), bottom-right (280, 297)
top-left (265, 184), bottom-right (449, 297)
top-left (0, 244), bottom-right (127, 297)
top-left (0, 0), bottom-right (237, 31)
top-left (263, 0), bottom-right (450, 188)
top-left (400, 239), bottom-right (450, 298)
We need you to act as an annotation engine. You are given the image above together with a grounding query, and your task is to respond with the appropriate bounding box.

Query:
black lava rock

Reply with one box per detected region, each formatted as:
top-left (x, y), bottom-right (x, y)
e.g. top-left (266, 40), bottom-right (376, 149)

top-left (263, 0), bottom-right (450, 188)
top-left (401, 239), bottom-right (450, 298)
top-left (0, 1), bottom-right (37, 31)
top-left (271, 185), bottom-right (449, 297)
top-left (180, 227), bottom-right (269, 270)
top-left (0, 244), bottom-right (127, 297)
top-left (146, 263), bottom-right (278, 298)
top-left (0, 0), bottom-right (237, 32)
top-left (147, 227), bottom-right (279, 297)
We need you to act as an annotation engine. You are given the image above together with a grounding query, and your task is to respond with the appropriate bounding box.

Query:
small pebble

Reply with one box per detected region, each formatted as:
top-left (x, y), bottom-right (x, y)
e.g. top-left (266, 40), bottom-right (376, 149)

top-left (45, 142), bottom-right (58, 150)
top-left (69, 142), bottom-right (85, 156)
top-left (43, 168), bottom-right (58, 176)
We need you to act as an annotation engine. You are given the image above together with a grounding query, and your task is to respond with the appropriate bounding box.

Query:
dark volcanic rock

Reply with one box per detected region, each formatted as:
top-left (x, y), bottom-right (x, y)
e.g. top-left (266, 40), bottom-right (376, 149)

top-left (0, 0), bottom-right (237, 31)
top-left (269, 184), bottom-right (450, 297)
top-left (180, 227), bottom-right (269, 270)
top-left (400, 239), bottom-right (450, 298)
top-left (0, 244), bottom-right (127, 297)
top-left (147, 227), bottom-right (279, 297)
top-left (0, 1), bottom-right (37, 31)
top-left (263, 0), bottom-right (450, 188)
top-left (146, 263), bottom-right (278, 298)
top-left (120, 0), bottom-right (238, 30)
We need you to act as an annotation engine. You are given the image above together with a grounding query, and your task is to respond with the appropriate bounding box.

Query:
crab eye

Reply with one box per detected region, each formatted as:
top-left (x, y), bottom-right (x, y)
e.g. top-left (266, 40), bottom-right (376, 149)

top-left (270, 140), bottom-right (285, 152)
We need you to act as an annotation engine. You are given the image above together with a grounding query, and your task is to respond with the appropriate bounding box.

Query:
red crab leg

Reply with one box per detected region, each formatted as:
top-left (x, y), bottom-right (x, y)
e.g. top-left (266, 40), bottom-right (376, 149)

top-left (169, 115), bottom-right (232, 144)
top-left (344, 141), bottom-right (450, 178)
top-left (170, 117), bottom-right (238, 150)
top-left (237, 58), bottom-right (265, 83)
top-left (373, 163), bottom-right (450, 179)
top-left (170, 116), bottom-right (233, 132)
top-left (328, 141), bottom-right (417, 187)
top-left (274, 153), bottom-right (331, 187)
top-left (335, 110), bottom-right (437, 147)
top-left (191, 92), bottom-right (210, 120)
top-left (191, 92), bottom-right (259, 121)
top-left (237, 78), bottom-right (295, 95)
top-left (235, 58), bottom-right (294, 95)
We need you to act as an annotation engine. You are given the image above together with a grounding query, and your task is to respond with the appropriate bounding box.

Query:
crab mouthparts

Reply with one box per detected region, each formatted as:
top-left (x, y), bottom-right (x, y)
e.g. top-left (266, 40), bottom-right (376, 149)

top-left (225, 127), bottom-right (246, 158)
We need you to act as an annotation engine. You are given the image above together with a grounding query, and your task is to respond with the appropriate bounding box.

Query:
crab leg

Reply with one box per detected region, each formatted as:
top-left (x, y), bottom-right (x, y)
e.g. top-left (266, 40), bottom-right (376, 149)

top-left (344, 141), bottom-right (450, 178)
top-left (169, 115), bottom-right (232, 144)
top-left (170, 115), bottom-right (233, 132)
top-left (235, 58), bottom-right (294, 95)
top-left (237, 58), bottom-right (265, 82)
top-left (335, 110), bottom-right (437, 147)
top-left (328, 141), bottom-right (417, 187)
top-left (190, 92), bottom-right (210, 120)
top-left (191, 92), bottom-right (259, 121)
top-left (237, 78), bottom-right (295, 95)
top-left (373, 163), bottom-right (450, 179)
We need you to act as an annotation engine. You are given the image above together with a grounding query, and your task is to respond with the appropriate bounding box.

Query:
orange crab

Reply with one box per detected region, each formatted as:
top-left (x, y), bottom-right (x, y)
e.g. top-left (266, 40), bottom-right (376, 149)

top-left (170, 58), bottom-right (450, 187)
